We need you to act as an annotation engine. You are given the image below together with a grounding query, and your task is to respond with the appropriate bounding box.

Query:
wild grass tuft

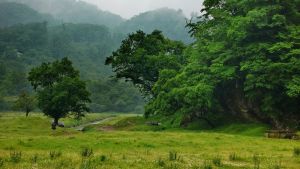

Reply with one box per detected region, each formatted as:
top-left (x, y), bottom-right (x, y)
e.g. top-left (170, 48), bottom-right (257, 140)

top-left (229, 152), bottom-right (240, 161)
top-left (212, 155), bottom-right (222, 166)
top-left (9, 151), bottom-right (22, 163)
top-left (30, 154), bottom-right (39, 163)
top-left (0, 157), bottom-right (4, 167)
top-left (293, 147), bottom-right (300, 156)
top-left (156, 157), bottom-right (165, 167)
top-left (169, 151), bottom-right (178, 161)
top-left (49, 150), bottom-right (62, 160)
top-left (201, 160), bottom-right (212, 169)
top-left (253, 153), bottom-right (261, 169)
top-left (81, 147), bottom-right (93, 158)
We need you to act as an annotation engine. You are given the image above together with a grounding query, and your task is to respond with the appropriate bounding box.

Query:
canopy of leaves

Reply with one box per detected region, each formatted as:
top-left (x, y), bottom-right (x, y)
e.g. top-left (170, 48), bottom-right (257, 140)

top-left (105, 30), bottom-right (186, 96)
top-left (146, 0), bottom-right (300, 129)
top-left (28, 58), bottom-right (90, 122)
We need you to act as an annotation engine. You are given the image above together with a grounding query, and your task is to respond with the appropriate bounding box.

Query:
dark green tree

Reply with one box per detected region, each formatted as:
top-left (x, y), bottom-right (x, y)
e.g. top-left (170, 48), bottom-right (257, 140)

top-left (28, 57), bottom-right (91, 129)
top-left (146, 0), bottom-right (300, 129)
top-left (14, 91), bottom-right (36, 117)
top-left (105, 30), bottom-right (186, 96)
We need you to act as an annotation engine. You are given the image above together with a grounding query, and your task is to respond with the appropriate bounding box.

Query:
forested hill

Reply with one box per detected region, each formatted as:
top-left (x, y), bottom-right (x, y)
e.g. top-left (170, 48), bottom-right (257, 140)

top-left (0, 0), bottom-right (125, 28)
top-left (0, 0), bottom-right (191, 43)
top-left (117, 8), bottom-right (192, 43)
top-left (0, 0), bottom-right (192, 114)
top-left (0, 2), bottom-right (54, 27)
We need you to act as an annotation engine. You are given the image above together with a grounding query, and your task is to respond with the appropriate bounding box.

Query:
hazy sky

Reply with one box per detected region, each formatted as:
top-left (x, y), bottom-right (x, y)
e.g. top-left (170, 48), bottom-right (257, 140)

top-left (82, 0), bottom-right (204, 19)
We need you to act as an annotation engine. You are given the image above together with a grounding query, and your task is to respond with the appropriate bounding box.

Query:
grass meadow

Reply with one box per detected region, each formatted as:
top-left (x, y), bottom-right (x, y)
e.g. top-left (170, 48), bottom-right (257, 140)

top-left (0, 112), bottom-right (299, 169)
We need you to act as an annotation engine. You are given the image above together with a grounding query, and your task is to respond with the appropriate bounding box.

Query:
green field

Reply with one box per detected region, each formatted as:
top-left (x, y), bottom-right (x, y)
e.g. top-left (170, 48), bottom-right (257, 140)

top-left (0, 113), bottom-right (299, 169)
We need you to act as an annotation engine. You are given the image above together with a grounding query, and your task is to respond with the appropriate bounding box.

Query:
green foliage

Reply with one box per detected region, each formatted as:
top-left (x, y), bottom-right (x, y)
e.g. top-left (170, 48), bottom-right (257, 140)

top-left (28, 58), bottom-right (90, 129)
top-left (145, 0), bottom-right (300, 129)
top-left (106, 30), bottom-right (186, 96)
top-left (14, 91), bottom-right (36, 116)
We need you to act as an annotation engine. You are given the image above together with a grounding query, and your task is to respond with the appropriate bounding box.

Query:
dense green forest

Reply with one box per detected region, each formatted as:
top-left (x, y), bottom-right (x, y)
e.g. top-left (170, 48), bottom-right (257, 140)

top-left (107, 0), bottom-right (300, 130)
top-left (0, 0), bottom-right (190, 113)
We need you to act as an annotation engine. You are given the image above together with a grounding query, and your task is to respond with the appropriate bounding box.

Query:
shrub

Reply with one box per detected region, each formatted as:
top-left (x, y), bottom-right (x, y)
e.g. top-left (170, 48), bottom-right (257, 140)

top-left (81, 147), bottom-right (93, 158)
top-left (10, 151), bottom-right (22, 163)
top-left (49, 151), bottom-right (62, 160)
top-left (169, 151), bottom-right (178, 161)
top-left (99, 155), bottom-right (106, 162)
top-left (212, 155), bottom-right (222, 166)
top-left (293, 147), bottom-right (300, 156)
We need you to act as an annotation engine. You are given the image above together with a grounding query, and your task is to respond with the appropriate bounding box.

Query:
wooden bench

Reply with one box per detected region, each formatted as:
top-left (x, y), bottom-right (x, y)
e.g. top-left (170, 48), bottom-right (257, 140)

top-left (265, 130), bottom-right (299, 139)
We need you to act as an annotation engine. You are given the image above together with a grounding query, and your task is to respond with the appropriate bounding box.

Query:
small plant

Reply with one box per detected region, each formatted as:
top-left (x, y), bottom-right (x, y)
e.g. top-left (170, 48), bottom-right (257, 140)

top-left (31, 154), bottom-right (38, 163)
top-left (212, 155), bottom-right (222, 166)
top-left (49, 150), bottom-right (62, 160)
top-left (202, 160), bottom-right (212, 169)
top-left (81, 147), bottom-right (93, 158)
top-left (169, 151), bottom-right (177, 161)
top-left (99, 155), bottom-right (106, 162)
top-left (293, 147), bottom-right (300, 156)
top-left (253, 153), bottom-right (261, 169)
top-left (157, 157), bottom-right (165, 167)
top-left (0, 157), bottom-right (4, 167)
top-left (10, 151), bottom-right (22, 163)
top-left (229, 152), bottom-right (239, 161)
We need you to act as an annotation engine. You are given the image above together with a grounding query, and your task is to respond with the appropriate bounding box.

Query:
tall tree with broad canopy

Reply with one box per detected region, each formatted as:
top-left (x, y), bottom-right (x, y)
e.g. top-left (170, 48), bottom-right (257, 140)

top-left (105, 30), bottom-right (186, 97)
top-left (146, 0), bottom-right (300, 129)
top-left (28, 57), bottom-right (91, 129)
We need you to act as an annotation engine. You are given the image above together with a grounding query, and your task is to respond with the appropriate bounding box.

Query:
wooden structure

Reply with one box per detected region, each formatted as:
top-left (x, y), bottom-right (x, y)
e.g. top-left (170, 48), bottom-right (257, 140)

top-left (265, 130), bottom-right (299, 139)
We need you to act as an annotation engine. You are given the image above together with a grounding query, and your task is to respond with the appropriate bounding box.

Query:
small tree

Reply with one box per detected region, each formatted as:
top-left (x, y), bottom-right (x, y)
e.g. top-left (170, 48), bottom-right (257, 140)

top-left (15, 91), bottom-right (36, 117)
top-left (28, 57), bottom-right (91, 129)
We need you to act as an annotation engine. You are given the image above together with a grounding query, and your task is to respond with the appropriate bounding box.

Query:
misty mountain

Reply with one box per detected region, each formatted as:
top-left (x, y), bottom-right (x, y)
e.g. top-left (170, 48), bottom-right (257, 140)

top-left (117, 8), bottom-right (193, 44)
top-left (0, 2), bottom-right (54, 27)
top-left (0, 0), bottom-right (125, 28)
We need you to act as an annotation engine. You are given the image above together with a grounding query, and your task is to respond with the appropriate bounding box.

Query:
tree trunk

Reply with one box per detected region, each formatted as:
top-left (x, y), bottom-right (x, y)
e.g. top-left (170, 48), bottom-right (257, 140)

top-left (52, 118), bottom-right (59, 130)
top-left (25, 110), bottom-right (29, 117)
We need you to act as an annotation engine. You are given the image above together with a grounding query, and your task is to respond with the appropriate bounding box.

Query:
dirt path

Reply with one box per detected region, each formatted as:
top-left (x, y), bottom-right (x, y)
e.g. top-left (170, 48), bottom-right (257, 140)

top-left (72, 117), bottom-right (115, 131)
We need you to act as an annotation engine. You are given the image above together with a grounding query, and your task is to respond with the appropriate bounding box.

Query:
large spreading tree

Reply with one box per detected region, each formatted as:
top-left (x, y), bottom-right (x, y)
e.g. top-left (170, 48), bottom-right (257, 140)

top-left (105, 30), bottom-right (186, 97)
top-left (28, 57), bottom-right (91, 129)
top-left (145, 0), bottom-right (300, 129)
